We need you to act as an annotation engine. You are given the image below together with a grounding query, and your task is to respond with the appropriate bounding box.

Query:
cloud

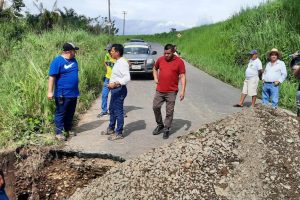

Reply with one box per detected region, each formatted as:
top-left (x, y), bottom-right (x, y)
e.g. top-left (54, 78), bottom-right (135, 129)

top-left (196, 16), bottom-right (214, 27)
top-left (114, 17), bottom-right (188, 35)
top-left (22, 0), bottom-right (266, 34)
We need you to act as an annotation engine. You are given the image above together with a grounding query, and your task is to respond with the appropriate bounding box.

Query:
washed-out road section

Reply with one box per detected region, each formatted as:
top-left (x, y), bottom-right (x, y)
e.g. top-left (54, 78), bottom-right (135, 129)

top-left (65, 43), bottom-right (246, 160)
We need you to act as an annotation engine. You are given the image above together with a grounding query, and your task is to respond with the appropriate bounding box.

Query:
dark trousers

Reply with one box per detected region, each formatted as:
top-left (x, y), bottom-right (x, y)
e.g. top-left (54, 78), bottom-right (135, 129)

top-left (153, 91), bottom-right (177, 129)
top-left (55, 97), bottom-right (77, 135)
top-left (109, 86), bottom-right (127, 134)
top-left (297, 90), bottom-right (300, 116)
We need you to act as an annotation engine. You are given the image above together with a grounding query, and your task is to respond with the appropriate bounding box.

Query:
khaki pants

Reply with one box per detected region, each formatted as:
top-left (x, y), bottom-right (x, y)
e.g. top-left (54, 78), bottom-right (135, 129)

top-left (242, 76), bottom-right (259, 97)
top-left (153, 91), bottom-right (177, 129)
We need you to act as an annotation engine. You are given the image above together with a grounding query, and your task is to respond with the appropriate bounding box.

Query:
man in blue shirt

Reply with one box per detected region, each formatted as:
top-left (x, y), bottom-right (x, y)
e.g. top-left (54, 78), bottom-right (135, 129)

top-left (48, 43), bottom-right (80, 141)
top-left (0, 170), bottom-right (9, 200)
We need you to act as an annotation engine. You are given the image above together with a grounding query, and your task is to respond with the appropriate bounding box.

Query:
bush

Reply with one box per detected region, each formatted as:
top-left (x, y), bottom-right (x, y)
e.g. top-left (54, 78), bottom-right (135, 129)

top-left (0, 28), bottom-right (111, 148)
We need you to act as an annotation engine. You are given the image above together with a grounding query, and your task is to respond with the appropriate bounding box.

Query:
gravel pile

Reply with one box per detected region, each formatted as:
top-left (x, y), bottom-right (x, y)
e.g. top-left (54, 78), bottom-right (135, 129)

top-left (70, 106), bottom-right (300, 200)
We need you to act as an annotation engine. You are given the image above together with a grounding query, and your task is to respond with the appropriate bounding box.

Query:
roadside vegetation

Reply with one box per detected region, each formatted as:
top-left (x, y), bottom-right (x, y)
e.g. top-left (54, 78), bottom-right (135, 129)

top-left (144, 0), bottom-right (300, 111)
top-left (1, 0), bottom-right (299, 148)
top-left (0, 0), bottom-right (119, 148)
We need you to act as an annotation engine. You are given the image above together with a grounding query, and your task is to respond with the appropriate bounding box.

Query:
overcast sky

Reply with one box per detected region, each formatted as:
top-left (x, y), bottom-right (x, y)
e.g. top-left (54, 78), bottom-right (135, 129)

top-left (22, 0), bottom-right (266, 35)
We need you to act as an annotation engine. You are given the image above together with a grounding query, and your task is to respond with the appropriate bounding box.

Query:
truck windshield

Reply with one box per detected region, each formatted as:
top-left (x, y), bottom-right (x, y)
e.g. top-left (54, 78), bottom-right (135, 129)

top-left (124, 47), bottom-right (150, 55)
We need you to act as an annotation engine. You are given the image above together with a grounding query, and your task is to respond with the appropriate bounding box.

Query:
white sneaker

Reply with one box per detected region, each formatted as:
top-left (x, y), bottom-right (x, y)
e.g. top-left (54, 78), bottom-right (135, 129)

top-left (55, 134), bottom-right (67, 141)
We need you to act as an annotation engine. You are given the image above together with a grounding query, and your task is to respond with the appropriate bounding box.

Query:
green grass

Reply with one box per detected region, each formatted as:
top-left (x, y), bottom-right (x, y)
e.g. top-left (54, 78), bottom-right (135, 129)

top-left (0, 28), bottom-right (116, 148)
top-left (1, 0), bottom-right (299, 148)
top-left (143, 0), bottom-right (300, 111)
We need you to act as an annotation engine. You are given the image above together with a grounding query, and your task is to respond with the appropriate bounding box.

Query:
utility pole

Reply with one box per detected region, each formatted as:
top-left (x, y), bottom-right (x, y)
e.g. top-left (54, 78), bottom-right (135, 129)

top-left (108, 0), bottom-right (111, 35)
top-left (122, 11), bottom-right (127, 36)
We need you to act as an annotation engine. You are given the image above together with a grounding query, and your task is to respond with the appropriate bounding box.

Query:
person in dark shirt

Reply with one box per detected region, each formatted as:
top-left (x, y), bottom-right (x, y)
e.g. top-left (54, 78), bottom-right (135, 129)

top-left (290, 53), bottom-right (300, 118)
top-left (0, 170), bottom-right (9, 200)
top-left (290, 52), bottom-right (300, 67)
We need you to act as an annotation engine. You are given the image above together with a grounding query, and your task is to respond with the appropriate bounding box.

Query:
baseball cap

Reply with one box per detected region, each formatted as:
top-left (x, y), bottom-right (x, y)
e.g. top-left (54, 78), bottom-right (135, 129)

top-left (249, 50), bottom-right (258, 55)
top-left (105, 43), bottom-right (113, 51)
top-left (62, 43), bottom-right (79, 51)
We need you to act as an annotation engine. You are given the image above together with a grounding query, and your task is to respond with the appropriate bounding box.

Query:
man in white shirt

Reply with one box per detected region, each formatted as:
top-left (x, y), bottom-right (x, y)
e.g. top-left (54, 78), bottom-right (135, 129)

top-left (262, 48), bottom-right (287, 109)
top-left (234, 50), bottom-right (263, 107)
top-left (103, 44), bottom-right (131, 140)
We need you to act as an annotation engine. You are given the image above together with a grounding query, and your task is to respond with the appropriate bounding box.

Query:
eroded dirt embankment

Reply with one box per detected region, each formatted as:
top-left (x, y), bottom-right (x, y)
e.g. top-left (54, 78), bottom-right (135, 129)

top-left (0, 147), bottom-right (120, 200)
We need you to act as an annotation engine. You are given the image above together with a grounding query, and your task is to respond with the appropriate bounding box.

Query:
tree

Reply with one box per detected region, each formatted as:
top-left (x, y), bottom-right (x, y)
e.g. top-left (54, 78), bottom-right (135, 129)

top-left (170, 28), bottom-right (177, 33)
top-left (0, 0), bottom-right (4, 12)
top-left (0, 0), bottom-right (24, 18)
top-left (91, 16), bottom-right (118, 35)
top-left (11, 0), bottom-right (24, 12)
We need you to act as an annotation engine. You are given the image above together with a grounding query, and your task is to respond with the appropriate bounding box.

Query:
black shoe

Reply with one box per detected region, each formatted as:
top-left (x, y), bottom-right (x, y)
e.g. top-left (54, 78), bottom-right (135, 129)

top-left (153, 125), bottom-right (164, 135)
top-left (101, 128), bottom-right (115, 135)
top-left (297, 109), bottom-right (300, 117)
top-left (97, 112), bottom-right (109, 118)
top-left (108, 134), bottom-right (124, 141)
top-left (163, 128), bottom-right (170, 139)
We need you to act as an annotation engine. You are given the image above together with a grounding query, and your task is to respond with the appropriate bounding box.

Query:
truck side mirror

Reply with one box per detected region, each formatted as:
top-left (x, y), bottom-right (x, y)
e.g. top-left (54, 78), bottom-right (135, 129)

top-left (152, 51), bottom-right (157, 55)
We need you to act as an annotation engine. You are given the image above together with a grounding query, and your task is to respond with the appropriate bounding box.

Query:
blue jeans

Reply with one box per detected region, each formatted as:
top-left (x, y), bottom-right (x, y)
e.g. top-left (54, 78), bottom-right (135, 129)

top-left (262, 83), bottom-right (280, 108)
top-left (55, 97), bottom-right (77, 135)
top-left (109, 86), bottom-right (127, 134)
top-left (101, 78), bottom-right (110, 113)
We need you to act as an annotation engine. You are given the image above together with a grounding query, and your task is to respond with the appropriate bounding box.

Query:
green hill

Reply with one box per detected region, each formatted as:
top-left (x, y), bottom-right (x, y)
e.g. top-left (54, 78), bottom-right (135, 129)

top-left (144, 0), bottom-right (300, 111)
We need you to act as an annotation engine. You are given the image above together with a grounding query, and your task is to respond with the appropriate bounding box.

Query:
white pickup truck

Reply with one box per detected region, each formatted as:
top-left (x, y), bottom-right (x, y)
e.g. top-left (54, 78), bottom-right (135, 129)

top-left (123, 42), bottom-right (157, 75)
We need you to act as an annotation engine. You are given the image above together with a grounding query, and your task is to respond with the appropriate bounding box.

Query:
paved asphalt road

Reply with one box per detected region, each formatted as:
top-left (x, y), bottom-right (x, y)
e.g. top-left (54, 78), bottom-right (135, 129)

top-left (65, 43), bottom-right (249, 160)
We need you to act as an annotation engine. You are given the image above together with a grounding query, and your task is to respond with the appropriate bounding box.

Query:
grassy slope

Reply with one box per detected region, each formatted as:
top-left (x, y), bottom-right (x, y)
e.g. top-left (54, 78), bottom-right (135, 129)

top-left (0, 28), bottom-right (117, 148)
top-left (143, 0), bottom-right (300, 111)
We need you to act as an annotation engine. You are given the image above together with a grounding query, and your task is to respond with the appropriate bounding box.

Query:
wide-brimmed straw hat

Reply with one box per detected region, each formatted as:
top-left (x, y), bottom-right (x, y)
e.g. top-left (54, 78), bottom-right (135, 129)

top-left (267, 48), bottom-right (282, 59)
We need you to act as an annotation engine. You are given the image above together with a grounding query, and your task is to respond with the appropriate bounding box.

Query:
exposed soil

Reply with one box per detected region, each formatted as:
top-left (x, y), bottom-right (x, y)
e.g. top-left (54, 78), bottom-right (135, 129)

top-left (0, 146), bottom-right (119, 200)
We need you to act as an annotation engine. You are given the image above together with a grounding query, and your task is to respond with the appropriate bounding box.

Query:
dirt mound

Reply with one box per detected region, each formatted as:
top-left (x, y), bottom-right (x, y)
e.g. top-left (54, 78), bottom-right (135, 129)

top-left (70, 106), bottom-right (300, 200)
top-left (0, 147), bottom-right (119, 200)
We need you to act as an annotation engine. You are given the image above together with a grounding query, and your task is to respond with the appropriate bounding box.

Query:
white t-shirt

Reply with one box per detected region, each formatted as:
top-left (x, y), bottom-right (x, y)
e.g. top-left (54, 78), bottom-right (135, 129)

top-left (109, 57), bottom-right (131, 85)
top-left (245, 58), bottom-right (263, 79)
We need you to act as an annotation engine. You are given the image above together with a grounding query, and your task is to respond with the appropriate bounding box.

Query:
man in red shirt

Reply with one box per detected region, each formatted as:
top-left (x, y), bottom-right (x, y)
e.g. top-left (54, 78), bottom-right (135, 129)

top-left (152, 44), bottom-right (186, 139)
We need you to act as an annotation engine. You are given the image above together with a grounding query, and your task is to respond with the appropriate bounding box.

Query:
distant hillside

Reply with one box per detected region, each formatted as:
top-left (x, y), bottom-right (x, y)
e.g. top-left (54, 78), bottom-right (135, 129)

top-left (144, 0), bottom-right (300, 111)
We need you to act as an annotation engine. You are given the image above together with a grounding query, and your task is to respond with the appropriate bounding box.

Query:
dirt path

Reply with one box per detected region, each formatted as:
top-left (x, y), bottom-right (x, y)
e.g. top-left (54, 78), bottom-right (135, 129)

top-left (65, 43), bottom-right (246, 160)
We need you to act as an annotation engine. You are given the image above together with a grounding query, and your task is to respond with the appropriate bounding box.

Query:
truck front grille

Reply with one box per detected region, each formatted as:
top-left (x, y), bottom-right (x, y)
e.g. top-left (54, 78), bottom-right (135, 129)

top-left (129, 60), bottom-right (145, 65)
